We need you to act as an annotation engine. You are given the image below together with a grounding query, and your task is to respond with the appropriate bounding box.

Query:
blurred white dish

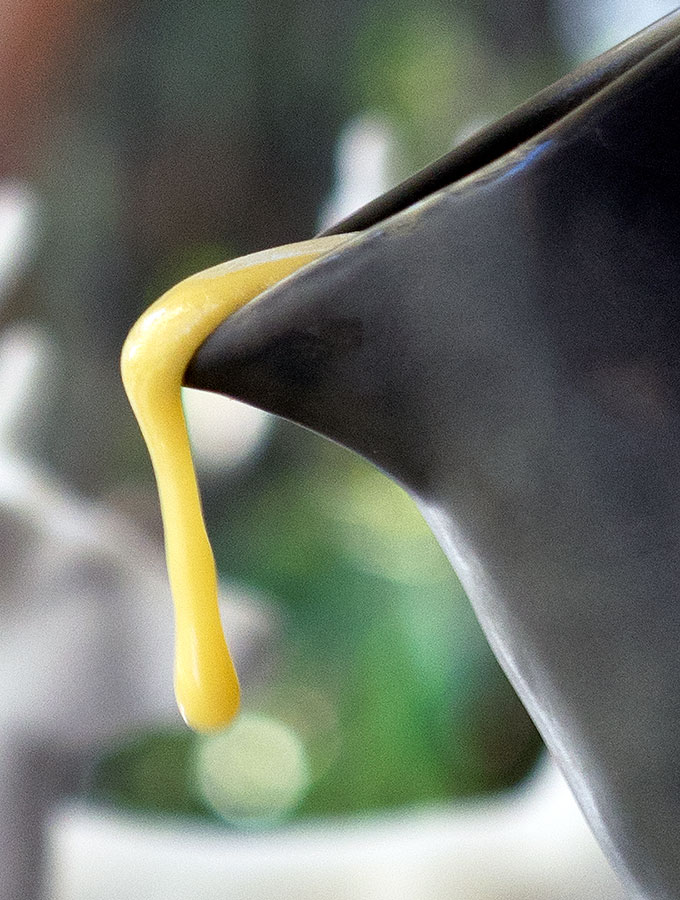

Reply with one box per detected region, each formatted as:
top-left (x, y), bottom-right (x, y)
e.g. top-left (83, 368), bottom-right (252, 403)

top-left (46, 756), bottom-right (624, 900)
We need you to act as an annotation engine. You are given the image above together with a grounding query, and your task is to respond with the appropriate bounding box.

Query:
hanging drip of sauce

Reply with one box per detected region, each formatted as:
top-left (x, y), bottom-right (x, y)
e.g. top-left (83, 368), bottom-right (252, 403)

top-left (121, 235), bottom-right (353, 731)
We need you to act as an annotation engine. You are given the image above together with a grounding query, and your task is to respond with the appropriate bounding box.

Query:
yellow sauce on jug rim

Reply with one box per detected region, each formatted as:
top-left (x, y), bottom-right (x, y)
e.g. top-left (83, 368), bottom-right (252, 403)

top-left (121, 234), bottom-right (353, 732)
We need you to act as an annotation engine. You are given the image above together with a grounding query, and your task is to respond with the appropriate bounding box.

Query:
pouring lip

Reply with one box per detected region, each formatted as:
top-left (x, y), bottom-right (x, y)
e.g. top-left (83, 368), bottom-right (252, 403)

top-left (322, 7), bottom-right (680, 237)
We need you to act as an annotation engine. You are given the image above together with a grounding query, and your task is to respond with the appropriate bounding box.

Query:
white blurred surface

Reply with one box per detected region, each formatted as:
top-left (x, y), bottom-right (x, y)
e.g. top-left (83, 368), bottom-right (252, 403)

top-left (318, 113), bottom-right (402, 232)
top-left (46, 757), bottom-right (625, 900)
top-left (183, 387), bottom-right (273, 473)
top-left (0, 180), bottom-right (38, 306)
top-left (553, 0), bottom-right (680, 58)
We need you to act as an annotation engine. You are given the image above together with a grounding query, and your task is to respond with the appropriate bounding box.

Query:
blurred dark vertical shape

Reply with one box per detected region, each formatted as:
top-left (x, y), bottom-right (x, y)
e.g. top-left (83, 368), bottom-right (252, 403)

top-left (244, 0), bottom-right (362, 246)
top-left (30, 0), bottom-right (359, 492)
top-left (458, 0), bottom-right (562, 59)
top-left (1, 741), bottom-right (87, 900)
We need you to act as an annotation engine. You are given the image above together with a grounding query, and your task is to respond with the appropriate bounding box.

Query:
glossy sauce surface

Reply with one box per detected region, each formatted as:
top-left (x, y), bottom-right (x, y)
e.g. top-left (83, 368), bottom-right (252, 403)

top-left (121, 235), bottom-right (351, 731)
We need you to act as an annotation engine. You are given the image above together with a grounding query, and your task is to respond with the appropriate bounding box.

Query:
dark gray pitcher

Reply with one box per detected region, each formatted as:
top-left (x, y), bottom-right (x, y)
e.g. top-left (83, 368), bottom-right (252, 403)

top-left (186, 10), bottom-right (680, 899)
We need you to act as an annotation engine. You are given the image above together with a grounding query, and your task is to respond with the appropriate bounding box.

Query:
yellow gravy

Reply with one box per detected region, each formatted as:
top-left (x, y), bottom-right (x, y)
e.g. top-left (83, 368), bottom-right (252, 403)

top-left (121, 234), bottom-right (352, 731)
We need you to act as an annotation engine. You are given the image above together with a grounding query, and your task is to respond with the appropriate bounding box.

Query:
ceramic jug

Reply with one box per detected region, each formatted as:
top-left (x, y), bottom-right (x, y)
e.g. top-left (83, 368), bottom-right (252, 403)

top-left (186, 9), bottom-right (680, 900)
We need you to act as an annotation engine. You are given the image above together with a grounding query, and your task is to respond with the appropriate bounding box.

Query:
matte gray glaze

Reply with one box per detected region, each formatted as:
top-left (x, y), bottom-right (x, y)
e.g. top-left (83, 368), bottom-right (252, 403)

top-left (186, 11), bottom-right (680, 899)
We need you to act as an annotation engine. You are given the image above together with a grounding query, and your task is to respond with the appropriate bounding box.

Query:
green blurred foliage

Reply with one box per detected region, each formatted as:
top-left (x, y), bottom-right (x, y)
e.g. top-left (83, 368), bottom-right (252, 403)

top-left (93, 730), bottom-right (210, 820)
top-left (354, 3), bottom-right (487, 168)
top-left (212, 430), bottom-right (541, 817)
top-left (352, 1), bottom-right (563, 171)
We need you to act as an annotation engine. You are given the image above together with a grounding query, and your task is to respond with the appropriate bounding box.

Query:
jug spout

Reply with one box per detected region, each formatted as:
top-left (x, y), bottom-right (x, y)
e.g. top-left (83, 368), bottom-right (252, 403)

top-left (184, 226), bottom-right (446, 491)
top-left (185, 13), bottom-right (680, 900)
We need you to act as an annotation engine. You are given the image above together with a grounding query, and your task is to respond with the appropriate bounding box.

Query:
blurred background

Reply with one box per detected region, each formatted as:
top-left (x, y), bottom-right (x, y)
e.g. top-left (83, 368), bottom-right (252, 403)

top-left (1, 1), bottom-right (677, 898)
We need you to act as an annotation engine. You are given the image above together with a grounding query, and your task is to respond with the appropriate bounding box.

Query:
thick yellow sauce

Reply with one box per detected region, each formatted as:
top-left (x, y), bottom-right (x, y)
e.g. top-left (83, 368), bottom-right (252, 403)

top-left (121, 235), bottom-right (352, 731)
